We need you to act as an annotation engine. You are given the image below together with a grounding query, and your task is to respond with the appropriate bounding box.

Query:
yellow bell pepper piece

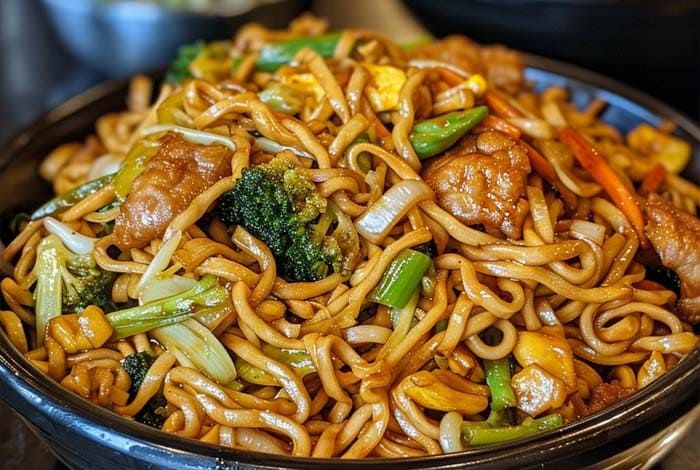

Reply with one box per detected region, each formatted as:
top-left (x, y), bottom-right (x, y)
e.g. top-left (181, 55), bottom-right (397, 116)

top-left (47, 305), bottom-right (113, 354)
top-left (281, 73), bottom-right (326, 102)
top-left (627, 123), bottom-right (691, 174)
top-left (404, 370), bottom-right (489, 415)
top-left (513, 330), bottom-right (576, 392)
top-left (361, 63), bottom-right (407, 112)
top-left (511, 364), bottom-right (567, 417)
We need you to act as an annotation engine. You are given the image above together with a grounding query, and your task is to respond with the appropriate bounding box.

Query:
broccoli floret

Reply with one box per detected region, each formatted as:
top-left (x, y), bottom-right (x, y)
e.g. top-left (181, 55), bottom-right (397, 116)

top-left (122, 352), bottom-right (156, 396)
top-left (134, 394), bottom-right (169, 429)
top-left (62, 253), bottom-right (116, 314)
top-left (29, 235), bottom-right (116, 343)
top-left (218, 158), bottom-right (342, 281)
top-left (165, 41), bottom-right (204, 84)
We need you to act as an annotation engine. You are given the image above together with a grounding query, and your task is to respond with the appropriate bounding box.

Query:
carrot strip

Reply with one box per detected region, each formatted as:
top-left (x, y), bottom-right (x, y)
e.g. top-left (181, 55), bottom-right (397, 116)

top-left (559, 126), bottom-right (647, 247)
top-left (521, 141), bottom-right (578, 210)
top-left (640, 163), bottom-right (666, 195)
top-left (634, 279), bottom-right (666, 291)
top-left (439, 68), bottom-right (465, 87)
top-left (477, 115), bottom-right (521, 139)
top-left (485, 90), bottom-right (521, 119)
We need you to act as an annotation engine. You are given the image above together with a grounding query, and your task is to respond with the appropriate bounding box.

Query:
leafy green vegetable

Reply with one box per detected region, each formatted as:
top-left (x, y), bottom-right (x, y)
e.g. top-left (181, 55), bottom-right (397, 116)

top-left (165, 41), bottom-right (204, 84)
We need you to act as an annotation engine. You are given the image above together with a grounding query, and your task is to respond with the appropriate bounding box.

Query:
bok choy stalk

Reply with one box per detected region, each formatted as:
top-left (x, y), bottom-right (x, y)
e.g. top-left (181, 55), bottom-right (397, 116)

top-left (151, 320), bottom-right (237, 385)
top-left (46, 275), bottom-right (229, 354)
top-left (140, 275), bottom-right (237, 385)
top-left (30, 235), bottom-right (115, 344)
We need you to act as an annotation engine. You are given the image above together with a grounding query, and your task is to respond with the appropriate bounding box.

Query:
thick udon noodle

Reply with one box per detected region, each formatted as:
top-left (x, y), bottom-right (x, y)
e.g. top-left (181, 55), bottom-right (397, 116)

top-left (1, 16), bottom-right (698, 458)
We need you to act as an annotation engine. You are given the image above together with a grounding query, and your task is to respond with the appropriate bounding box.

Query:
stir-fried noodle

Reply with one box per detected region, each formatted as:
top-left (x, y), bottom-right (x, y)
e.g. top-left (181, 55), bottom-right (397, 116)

top-left (1, 16), bottom-right (698, 457)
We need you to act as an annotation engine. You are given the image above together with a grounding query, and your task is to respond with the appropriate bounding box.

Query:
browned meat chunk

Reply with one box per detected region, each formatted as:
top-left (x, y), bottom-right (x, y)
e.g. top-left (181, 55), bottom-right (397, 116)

top-left (114, 133), bottom-right (232, 251)
top-left (422, 131), bottom-right (531, 239)
top-left (408, 36), bottom-right (524, 94)
top-left (586, 382), bottom-right (634, 415)
top-left (645, 194), bottom-right (700, 323)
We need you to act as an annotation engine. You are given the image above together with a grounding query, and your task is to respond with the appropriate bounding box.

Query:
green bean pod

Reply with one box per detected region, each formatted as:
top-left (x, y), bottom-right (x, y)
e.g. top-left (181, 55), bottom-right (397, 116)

top-left (31, 173), bottom-right (115, 220)
top-left (461, 413), bottom-right (563, 446)
top-left (410, 105), bottom-right (489, 160)
top-left (256, 32), bottom-right (342, 72)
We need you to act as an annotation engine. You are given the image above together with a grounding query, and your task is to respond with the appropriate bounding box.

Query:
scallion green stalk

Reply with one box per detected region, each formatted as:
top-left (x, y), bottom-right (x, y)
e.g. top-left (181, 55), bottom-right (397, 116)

top-left (461, 414), bottom-right (563, 446)
top-left (369, 249), bottom-right (432, 309)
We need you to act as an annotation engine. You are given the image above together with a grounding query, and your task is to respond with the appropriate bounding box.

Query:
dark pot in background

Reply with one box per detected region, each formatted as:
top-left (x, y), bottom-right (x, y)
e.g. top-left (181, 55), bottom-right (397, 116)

top-left (405, 0), bottom-right (700, 120)
top-left (40, 0), bottom-right (309, 78)
top-left (0, 53), bottom-right (698, 468)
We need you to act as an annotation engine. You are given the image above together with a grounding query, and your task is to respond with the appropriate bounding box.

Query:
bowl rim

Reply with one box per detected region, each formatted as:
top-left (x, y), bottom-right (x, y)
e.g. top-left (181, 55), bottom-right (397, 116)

top-left (0, 53), bottom-right (698, 469)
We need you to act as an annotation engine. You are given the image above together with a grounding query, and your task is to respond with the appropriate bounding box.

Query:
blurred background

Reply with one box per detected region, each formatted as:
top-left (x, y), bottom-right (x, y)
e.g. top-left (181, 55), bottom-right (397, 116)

top-left (0, 0), bottom-right (698, 468)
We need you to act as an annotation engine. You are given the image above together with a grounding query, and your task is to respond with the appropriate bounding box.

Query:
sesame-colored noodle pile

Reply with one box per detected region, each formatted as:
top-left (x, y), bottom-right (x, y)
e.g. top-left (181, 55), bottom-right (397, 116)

top-left (1, 15), bottom-right (698, 458)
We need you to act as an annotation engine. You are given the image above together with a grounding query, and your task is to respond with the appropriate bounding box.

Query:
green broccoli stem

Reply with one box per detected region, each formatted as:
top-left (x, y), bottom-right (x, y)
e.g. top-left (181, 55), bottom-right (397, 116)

top-left (31, 174), bottom-right (115, 220)
top-left (484, 356), bottom-right (517, 412)
top-left (256, 33), bottom-right (342, 72)
top-left (410, 106), bottom-right (489, 160)
top-left (106, 275), bottom-right (228, 339)
top-left (461, 414), bottom-right (563, 446)
top-left (369, 249), bottom-right (432, 309)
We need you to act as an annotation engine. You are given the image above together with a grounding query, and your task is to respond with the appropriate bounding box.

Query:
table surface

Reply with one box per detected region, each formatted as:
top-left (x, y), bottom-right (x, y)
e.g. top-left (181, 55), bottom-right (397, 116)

top-left (0, 0), bottom-right (697, 468)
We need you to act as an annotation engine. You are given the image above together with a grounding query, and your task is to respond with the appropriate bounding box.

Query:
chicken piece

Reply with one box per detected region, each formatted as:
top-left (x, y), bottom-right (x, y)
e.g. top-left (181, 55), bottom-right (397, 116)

top-left (645, 194), bottom-right (700, 323)
top-left (422, 130), bottom-right (531, 239)
top-left (408, 36), bottom-right (524, 94)
top-left (586, 382), bottom-right (634, 415)
top-left (114, 133), bottom-right (232, 251)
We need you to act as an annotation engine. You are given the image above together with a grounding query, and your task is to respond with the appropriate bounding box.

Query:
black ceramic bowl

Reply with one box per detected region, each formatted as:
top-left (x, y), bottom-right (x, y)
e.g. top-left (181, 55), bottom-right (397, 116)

top-left (0, 55), bottom-right (698, 469)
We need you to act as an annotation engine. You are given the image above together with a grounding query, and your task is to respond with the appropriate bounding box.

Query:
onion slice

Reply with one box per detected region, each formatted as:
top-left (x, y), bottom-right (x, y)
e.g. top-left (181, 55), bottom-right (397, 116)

top-left (355, 180), bottom-right (433, 244)
top-left (570, 220), bottom-right (606, 246)
top-left (141, 124), bottom-right (236, 150)
top-left (87, 154), bottom-right (124, 181)
top-left (43, 217), bottom-right (96, 255)
top-left (254, 136), bottom-right (313, 160)
top-left (439, 411), bottom-right (465, 453)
